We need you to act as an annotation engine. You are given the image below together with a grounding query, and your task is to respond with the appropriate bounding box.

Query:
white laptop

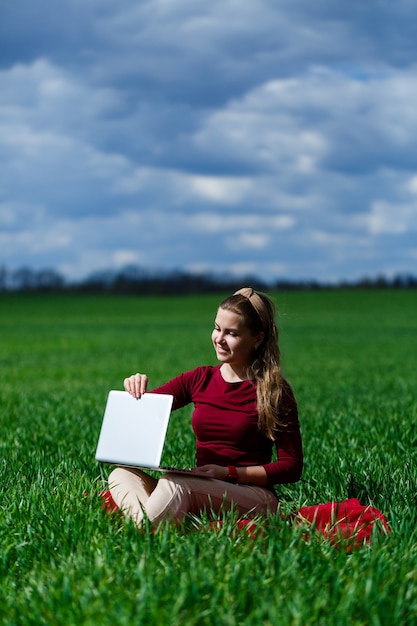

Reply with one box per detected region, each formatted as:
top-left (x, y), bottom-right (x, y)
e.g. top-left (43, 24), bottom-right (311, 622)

top-left (95, 390), bottom-right (197, 475)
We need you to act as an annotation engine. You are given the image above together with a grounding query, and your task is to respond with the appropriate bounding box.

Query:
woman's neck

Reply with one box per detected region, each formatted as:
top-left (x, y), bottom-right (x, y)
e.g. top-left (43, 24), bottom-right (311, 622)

top-left (220, 363), bottom-right (254, 383)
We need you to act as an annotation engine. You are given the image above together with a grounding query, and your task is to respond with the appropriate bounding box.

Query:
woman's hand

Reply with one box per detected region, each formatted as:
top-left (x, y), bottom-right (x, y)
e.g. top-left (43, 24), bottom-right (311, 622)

top-left (193, 464), bottom-right (268, 486)
top-left (192, 464), bottom-right (229, 481)
top-left (124, 373), bottom-right (148, 399)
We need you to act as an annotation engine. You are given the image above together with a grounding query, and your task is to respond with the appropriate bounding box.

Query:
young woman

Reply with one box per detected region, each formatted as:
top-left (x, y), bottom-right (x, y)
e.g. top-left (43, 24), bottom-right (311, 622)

top-left (108, 287), bottom-right (303, 528)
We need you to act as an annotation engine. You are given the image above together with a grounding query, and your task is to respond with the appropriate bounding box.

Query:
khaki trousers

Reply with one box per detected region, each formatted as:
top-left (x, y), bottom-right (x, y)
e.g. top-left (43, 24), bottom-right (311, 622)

top-left (108, 467), bottom-right (279, 528)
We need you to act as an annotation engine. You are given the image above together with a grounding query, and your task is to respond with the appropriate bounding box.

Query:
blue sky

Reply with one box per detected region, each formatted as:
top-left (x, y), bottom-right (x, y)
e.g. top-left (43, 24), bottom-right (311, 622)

top-left (1, 0), bottom-right (417, 283)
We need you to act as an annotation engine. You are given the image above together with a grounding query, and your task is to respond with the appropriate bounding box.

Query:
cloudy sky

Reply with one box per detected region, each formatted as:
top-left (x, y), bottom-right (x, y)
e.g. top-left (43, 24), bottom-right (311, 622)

top-left (1, 0), bottom-right (417, 284)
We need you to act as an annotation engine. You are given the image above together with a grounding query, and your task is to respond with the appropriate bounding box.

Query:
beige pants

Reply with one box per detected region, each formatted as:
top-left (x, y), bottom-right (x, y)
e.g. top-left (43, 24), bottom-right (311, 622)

top-left (108, 467), bottom-right (279, 528)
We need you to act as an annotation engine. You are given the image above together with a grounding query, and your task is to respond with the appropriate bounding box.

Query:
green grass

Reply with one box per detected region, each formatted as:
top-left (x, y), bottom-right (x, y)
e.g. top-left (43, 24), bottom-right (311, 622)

top-left (0, 290), bottom-right (416, 625)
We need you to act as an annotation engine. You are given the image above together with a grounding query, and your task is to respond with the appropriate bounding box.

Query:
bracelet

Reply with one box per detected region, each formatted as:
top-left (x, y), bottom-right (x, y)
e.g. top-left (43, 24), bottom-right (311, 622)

top-left (226, 465), bottom-right (238, 484)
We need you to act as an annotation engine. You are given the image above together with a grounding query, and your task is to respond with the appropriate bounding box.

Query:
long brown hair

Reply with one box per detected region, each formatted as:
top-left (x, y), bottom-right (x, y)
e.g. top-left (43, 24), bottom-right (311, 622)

top-left (219, 287), bottom-right (282, 440)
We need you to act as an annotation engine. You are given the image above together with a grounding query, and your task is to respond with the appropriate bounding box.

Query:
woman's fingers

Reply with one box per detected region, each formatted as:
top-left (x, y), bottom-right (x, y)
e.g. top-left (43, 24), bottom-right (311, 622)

top-left (124, 373), bottom-right (148, 398)
top-left (193, 464), bottom-right (229, 480)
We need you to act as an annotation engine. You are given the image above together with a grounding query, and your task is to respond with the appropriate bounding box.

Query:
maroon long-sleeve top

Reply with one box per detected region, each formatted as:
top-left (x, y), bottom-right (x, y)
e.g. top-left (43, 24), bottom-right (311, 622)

top-left (153, 365), bottom-right (303, 486)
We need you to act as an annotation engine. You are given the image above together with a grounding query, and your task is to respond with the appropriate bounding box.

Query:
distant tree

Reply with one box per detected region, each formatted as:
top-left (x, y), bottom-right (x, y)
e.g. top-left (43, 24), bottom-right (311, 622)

top-left (78, 269), bottom-right (116, 292)
top-left (392, 273), bottom-right (417, 288)
top-left (1, 263), bottom-right (416, 293)
top-left (10, 267), bottom-right (66, 291)
top-left (0, 265), bottom-right (7, 291)
top-left (11, 267), bottom-right (38, 291)
top-left (36, 269), bottom-right (65, 291)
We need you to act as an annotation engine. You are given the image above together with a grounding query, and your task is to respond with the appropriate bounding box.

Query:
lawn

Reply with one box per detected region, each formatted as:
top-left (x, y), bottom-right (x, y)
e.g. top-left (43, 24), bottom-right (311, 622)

top-left (0, 289), bottom-right (416, 625)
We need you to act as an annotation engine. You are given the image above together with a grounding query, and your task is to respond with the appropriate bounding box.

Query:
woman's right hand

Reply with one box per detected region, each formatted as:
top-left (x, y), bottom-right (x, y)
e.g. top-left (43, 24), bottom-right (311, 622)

top-left (124, 373), bottom-right (148, 399)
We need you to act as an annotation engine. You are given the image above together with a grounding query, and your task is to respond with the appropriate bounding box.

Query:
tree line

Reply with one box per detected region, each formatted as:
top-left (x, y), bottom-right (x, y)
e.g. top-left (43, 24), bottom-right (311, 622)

top-left (0, 265), bottom-right (416, 295)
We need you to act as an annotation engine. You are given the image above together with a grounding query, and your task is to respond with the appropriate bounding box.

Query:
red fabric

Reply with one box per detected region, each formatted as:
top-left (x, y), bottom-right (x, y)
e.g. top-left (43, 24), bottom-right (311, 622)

top-left (98, 491), bottom-right (389, 550)
top-left (293, 498), bottom-right (390, 549)
top-left (152, 365), bottom-right (303, 485)
top-left (208, 519), bottom-right (260, 538)
top-left (207, 499), bottom-right (390, 548)
top-left (98, 489), bottom-right (120, 513)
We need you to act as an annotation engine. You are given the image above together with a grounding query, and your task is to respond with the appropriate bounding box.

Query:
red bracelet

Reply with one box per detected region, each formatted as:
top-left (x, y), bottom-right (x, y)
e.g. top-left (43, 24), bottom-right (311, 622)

top-left (227, 465), bottom-right (238, 484)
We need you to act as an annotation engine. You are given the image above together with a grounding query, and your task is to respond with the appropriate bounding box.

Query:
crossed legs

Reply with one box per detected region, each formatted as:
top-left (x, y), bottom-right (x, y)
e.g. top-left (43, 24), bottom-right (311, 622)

top-left (108, 467), bottom-right (279, 528)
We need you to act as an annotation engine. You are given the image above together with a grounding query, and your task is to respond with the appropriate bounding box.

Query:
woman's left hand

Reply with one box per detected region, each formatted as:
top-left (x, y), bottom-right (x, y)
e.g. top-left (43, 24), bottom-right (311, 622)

top-left (192, 464), bottom-right (229, 481)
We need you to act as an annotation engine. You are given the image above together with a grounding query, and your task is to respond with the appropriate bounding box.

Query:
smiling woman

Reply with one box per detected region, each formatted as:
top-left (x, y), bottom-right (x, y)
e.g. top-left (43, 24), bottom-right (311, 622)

top-left (109, 287), bottom-right (303, 528)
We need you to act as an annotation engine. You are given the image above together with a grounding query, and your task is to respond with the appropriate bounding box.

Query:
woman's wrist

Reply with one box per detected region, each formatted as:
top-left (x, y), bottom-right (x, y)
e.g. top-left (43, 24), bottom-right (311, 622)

top-left (226, 465), bottom-right (239, 484)
top-left (222, 464), bottom-right (268, 486)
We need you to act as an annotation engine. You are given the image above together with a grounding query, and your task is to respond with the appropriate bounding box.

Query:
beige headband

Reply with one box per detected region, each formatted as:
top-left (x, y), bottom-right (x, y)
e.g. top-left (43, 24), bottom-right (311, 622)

top-left (233, 287), bottom-right (269, 333)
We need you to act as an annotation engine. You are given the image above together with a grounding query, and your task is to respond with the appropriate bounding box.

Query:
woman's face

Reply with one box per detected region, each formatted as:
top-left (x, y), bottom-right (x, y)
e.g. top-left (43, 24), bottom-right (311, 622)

top-left (212, 307), bottom-right (264, 368)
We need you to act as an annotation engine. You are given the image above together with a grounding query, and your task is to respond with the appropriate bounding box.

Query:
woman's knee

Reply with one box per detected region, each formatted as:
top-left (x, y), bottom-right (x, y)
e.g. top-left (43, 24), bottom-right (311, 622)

top-left (108, 467), bottom-right (126, 490)
top-left (145, 475), bottom-right (192, 524)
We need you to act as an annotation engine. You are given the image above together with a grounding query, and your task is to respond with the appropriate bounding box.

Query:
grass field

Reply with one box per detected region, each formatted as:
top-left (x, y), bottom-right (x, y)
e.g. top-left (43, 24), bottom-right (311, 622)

top-left (1, 289), bottom-right (416, 625)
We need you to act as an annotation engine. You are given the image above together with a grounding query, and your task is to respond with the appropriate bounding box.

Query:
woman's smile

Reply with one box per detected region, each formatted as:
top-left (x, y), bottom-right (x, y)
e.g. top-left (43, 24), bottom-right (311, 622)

top-left (215, 342), bottom-right (230, 354)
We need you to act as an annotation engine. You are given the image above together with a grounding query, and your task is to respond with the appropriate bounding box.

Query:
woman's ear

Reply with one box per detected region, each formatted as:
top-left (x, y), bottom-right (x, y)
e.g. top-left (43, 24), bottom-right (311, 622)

top-left (254, 332), bottom-right (265, 349)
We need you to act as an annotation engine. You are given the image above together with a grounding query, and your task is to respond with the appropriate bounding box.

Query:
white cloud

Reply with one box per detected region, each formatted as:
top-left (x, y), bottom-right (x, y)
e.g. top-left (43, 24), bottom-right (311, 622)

top-left (188, 212), bottom-right (294, 233)
top-left (226, 232), bottom-right (270, 250)
top-left (193, 66), bottom-right (417, 178)
top-left (407, 175), bottom-right (417, 195)
top-left (367, 200), bottom-right (417, 235)
top-left (189, 175), bottom-right (252, 204)
top-left (0, 222), bottom-right (71, 257)
top-left (112, 250), bottom-right (142, 267)
top-left (193, 103), bottom-right (328, 174)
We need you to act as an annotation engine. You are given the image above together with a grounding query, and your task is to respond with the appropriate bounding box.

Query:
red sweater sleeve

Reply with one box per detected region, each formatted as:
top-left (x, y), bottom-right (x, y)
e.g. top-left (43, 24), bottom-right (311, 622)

top-left (263, 381), bottom-right (303, 485)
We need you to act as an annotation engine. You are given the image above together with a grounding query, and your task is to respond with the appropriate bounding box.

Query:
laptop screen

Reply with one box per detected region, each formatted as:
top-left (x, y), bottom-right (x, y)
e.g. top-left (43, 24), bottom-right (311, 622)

top-left (95, 390), bottom-right (174, 468)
